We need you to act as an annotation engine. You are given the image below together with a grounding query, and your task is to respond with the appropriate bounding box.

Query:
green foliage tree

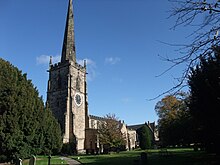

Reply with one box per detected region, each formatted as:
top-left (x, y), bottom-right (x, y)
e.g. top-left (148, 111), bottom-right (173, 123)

top-left (0, 58), bottom-right (62, 162)
top-left (155, 93), bottom-right (194, 147)
top-left (137, 125), bottom-right (151, 150)
top-left (188, 46), bottom-right (220, 152)
top-left (98, 114), bottom-right (126, 152)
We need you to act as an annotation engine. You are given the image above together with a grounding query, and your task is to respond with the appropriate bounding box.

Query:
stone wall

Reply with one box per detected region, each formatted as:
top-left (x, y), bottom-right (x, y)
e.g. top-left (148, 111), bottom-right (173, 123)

top-left (127, 129), bottom-right (136, 150)
top-left (47, 60), bottom-right (88, 152)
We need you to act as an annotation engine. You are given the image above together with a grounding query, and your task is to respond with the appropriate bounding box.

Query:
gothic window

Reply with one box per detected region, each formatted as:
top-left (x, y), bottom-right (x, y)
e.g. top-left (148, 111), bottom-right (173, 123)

top-left (57, 100), bottom-right (60, 107)
top-left (56, 97), bottom-right (61, 107)
top-left (57, 72), bottom-right (61, 89)
top-left (48, 80), bottom-right (51, 91)
top-left (76, 73), bottom-right (81, 91)
top-left (91, 119), bottom-right (95, 129)
top-left (97, 121), bottom-right (100, 128)
top-left (90, 139), bottom-right (93, 149)
top-left (132, 138), bottom-right (135, 145)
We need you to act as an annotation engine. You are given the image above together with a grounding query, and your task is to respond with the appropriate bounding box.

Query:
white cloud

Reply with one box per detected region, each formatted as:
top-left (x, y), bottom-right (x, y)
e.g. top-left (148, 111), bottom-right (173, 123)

top-left (36, 55), bottom-right (60, 65)
top-left (77, 58), bottom-right (95, 67)
top-left (77, 58), bottom-right (97, 81)
top-left (105, 57), bottom-right (121, 65)
top-left (36, 55), bottom-right (97, 81)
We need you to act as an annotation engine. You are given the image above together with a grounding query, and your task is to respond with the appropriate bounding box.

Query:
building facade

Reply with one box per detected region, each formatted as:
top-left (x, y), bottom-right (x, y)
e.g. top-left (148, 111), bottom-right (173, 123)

top-left (47, 0), bottom-right (157, 153)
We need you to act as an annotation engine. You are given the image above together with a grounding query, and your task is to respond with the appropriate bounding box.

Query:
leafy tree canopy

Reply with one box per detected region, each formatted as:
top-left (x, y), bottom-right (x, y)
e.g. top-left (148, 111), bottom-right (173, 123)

top-left (98, 114), bottom-right (126, 152)
top-left (155, 93), bottom-right (194, 146)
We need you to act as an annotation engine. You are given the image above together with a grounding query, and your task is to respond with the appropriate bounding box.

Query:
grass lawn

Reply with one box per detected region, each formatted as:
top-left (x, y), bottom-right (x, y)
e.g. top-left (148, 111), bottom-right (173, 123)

top-left (22, 156), bottom-right (67, 165)
top-left (73, 151), bottom-right (141, 165)
top-left (72, 148), bottom-right (220, 165)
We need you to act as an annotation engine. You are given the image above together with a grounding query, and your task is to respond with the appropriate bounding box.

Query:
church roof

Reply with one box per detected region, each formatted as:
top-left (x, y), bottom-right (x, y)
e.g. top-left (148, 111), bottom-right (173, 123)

top-left (89, 115), bottom-right (125, 129)
top-left (127, 122), bottom-right (155, 133)
top-left (127, 124), bottom-right (145, 131)
top-left (61, 0), bottom-right (76, 63)
top-left (89, 115), bottom-right (106, 121)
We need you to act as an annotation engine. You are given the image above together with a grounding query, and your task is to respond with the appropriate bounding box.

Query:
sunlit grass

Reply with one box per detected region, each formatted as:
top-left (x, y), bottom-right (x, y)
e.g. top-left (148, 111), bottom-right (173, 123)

top-left (72, 150), bottom-right (142, 165)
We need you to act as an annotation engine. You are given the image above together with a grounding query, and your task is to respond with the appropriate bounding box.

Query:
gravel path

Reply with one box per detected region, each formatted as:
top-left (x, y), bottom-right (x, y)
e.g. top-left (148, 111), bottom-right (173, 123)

top-left (60, 157), bottom-right (81, 165)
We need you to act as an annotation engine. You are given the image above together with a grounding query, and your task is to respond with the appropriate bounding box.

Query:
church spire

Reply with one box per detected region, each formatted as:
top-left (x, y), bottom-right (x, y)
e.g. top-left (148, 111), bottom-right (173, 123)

top-left (61, 0), bottom-right (76, 63)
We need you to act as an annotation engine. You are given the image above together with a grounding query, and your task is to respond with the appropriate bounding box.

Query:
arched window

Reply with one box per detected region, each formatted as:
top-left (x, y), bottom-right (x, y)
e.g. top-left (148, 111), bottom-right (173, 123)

top-left (76, 73), bottom-right (81, 91)
top-left (57, 72), bottom-right (61, 89)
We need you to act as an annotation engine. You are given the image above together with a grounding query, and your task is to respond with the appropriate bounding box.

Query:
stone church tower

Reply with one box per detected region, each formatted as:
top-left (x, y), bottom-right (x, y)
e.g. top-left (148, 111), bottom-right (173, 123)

top-left (46, 0), bottom-right (143, 154)
top-left (47, 0), bottom-right (88, 152)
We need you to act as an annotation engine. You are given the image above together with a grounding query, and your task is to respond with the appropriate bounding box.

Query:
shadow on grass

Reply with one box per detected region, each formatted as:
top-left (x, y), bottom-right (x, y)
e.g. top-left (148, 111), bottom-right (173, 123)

top-left (148, 150), bottom-right (220, 165)
top-left (74, 149), bottom-right (220, 165)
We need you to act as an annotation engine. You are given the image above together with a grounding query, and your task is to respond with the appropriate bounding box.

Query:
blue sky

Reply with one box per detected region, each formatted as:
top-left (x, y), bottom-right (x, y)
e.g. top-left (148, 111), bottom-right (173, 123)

top-left (0, 0), bottom-right (191, 125)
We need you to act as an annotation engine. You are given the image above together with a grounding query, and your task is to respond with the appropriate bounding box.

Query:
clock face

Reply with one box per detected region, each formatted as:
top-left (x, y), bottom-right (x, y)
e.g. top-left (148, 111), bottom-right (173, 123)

top-left (74, 93), bottom-right (82, 106)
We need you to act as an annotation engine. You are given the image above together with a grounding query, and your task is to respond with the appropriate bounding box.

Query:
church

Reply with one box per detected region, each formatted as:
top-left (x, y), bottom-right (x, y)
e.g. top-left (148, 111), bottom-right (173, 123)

top-left (46, 0), bottom-right (157, 153)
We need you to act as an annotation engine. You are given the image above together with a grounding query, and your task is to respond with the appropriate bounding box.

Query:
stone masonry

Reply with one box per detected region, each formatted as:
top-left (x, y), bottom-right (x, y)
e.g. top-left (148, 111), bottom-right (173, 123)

top-left (47, 0), bottom-right (88, 153)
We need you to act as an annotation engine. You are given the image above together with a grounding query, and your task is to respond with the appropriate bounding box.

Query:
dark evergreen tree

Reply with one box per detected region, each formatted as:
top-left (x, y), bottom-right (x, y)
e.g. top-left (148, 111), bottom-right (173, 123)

top-left (41, 108), bottom-right (62, 155)
top-left (137, 125), bottom-right (151, 150)
top-left (0, 58), bottom-right (62, 162)
top-left (188, 47), bottom-right (220, 153)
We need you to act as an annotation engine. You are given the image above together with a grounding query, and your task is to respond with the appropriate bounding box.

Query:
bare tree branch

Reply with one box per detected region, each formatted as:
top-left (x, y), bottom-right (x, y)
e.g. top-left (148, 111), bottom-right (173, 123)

top-left (154, 0), bottom-right (220, 99)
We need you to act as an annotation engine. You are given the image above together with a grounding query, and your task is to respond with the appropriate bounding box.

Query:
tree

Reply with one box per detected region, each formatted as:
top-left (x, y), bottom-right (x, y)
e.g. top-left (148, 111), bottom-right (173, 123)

top-left (155, 93), bottom-right (194, 147)
top-left (188, 47), bottom-right (220, 152)
top-left (98, 114), bottom-right (126, 153)
top-left (159, 0), bottom-right (220, 95)
top-left (0, 58), bottom-right (62, 162)
top-left (40, 107), bottom-right (63, 155)
top-left (137, 125), bottom-right (151, 150)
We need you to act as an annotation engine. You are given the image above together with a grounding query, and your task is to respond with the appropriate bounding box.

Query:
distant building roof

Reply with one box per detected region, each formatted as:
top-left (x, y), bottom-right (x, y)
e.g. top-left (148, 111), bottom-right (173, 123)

top-left (89, 115), bottom-right (125, 130)
top-left (128, 122), bottom-right (155, 133)
top-left (89, 115), bottom-right (106, 121)
top-left (127, 124), bottom-right (145, 131)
